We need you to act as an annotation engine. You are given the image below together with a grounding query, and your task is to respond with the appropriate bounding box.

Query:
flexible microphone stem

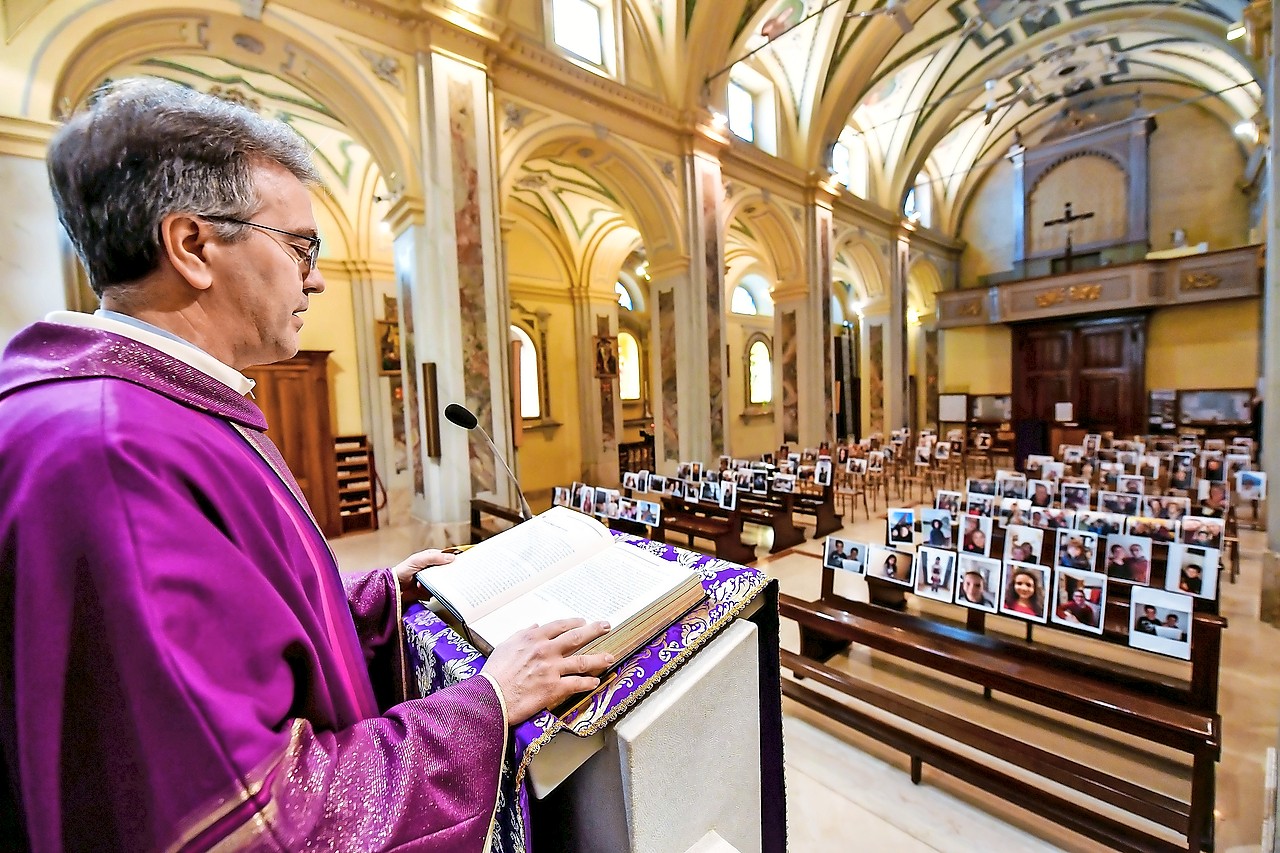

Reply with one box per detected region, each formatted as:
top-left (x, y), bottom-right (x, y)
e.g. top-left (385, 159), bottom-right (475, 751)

top-left (444, 403), bottom-right (534, 521)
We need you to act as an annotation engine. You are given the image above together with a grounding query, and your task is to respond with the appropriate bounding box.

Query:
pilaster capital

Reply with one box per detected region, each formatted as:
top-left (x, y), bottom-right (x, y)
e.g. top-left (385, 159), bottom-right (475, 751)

top-left (385, 195), bottom-right (427, 236)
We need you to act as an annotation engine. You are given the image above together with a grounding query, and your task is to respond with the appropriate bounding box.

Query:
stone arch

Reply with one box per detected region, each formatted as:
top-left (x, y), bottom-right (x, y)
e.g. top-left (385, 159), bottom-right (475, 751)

top-left (33, 6), bottom-right (418, 195)
top-left (907, 256), bottom-right (944, 318)
top-left (499, 127), bottom-right (684, 265)
top-left (722, 191), bottom-right (805, 288)
top-left (833, 230), bottom-right (888, 311)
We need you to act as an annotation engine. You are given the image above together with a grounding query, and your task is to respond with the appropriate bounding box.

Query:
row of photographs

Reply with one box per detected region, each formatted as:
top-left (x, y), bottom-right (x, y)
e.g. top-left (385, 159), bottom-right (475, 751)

top-left (911, 502), bottom-right (1225, 549)
top-left (822, 537), bottom-right (1196, 660)
top-left (552, 484), bottom-right (662, 526)
top-left (939, 485), bottom-right (1233, 523)
top-left (622, 467), bottom-right (829, 501)
top-left (957, 471), bottom-right (1265, 508)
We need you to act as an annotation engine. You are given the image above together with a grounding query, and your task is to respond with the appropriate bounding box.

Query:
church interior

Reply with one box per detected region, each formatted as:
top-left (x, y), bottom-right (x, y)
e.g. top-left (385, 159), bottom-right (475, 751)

top-left (2, 0), bottom-right (1277, 849)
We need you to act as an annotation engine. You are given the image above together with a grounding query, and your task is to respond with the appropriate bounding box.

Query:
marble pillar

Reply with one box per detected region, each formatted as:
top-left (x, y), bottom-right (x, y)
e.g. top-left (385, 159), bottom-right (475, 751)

top-left (800, 191), bottom-right (837, 446)
top-left (1261, 9), bottom-right (1280, 626)
top-left (884, 231), bottom-right (911, 433)
top-left (387, 50), bottom-right (513, 542)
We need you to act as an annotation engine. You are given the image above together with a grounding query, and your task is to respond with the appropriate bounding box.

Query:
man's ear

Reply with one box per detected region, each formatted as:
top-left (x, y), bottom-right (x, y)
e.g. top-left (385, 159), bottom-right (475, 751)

top-left (160, 214), bottom-right (216, 292)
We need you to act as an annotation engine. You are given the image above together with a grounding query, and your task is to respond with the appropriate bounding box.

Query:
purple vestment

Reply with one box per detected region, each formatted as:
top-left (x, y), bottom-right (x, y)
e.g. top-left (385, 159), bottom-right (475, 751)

top-left (0, 322), bottom-right (506, 852)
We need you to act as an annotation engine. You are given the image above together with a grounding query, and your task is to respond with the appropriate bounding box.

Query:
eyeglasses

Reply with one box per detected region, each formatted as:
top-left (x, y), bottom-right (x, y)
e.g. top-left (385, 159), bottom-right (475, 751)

top-left (207, 216), bottom-right (321, 279)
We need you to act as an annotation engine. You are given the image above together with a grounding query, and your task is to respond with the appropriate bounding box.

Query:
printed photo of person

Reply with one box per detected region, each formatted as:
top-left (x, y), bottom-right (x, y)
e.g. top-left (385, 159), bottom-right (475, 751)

top-left (1165, 542), bottom-right (1220, 600)
top-left (914, 548), bottom-right (956, 603)
top-left (719, 480), bottom-right (738, 511)
top-left (1116, 474), bottom-right (1145, 495)
top-left (868, 546), bottom-right (914, 587)
top-left (847, 456), bottom-right (868, 475)
top-left (967, 478), bottom-right (998, 496)
top-left (1003, 524), bottom-right (1044, 564)
top-left (1051, 568), bottom-right (1107, 635)
top-left (1028, 479), bottom-right (1054, 508)
top-left (1169, 453), bottom-right (1196, 490)
top-left (1041, 508), bottom-right (1075, 530)
top-left (648, 474), bottom-right (667, 494)
top-left (888, 509), bottom-right (915, 546)
top-left (621, 471), bottom-right (640, 491)
top-left (1237, 470), bottom-right (1267, 501)
top-left (617, 497), bottom-right (639, 522)
top-left (823, 536), bottom-right (851, 570)
top-left (921, 509), bottom-right (953, 548)
top-left (1201, 452), bottom-right (1226, 484)
top-left (699, 480), bottom-right (720, 504)
top-left (1099, 491), bottom-right (1139, 516)
top-left (960, 515), bottom-right (993, 557)
top-left (669, 478), bottom-right (686, 499)
top-left (1129, 587), bottom-right (1194, 660)
top-left (955, 555), bottom-right (1001, 612)
top-left (935, 490), bottom-right (962, 513)
top-left (996, 473), bottom-right (1027, 499)
top-left (1041, 461), bottom-right (1066, 483)
top-left (1055, 529), bottom-right (1098, 572)
top-left (935, 442), bottom-right (951, 462)
top-left (1102, 534), bottom-right (1154, 585)
top-left (965, 493), bottom-right (995, 518)
top-left (750, 470), bottom-right (768, 494)
top-left (1127, 515), bottom-right (1178, 544)
top-left (1075, 511), bottom-right (1123, 536)
top-left (638, 500), bottom-right (661, 526)
top-left (1180, 516), bottom-right (1225, 549)
top-left (1000, 562), bottom-right (1050, 623)
top-left (1060, 483), bottom-right (1091, 511)
top-left (814, 456), bottom-right (834, 487)
top-left (773, 473), bottom-right (796, 494)
top-left (998, 498), bottom-right (1031, 529)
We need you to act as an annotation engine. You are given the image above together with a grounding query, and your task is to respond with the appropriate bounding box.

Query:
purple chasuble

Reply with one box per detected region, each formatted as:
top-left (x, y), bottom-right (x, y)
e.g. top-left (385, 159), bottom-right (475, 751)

top-left (0, 322), bottom-right (506, 852)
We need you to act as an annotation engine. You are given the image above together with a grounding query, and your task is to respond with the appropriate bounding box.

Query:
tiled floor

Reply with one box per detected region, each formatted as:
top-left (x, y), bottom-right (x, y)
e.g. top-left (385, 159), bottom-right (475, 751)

top-left (331, 503), bottom-right (1280, 852)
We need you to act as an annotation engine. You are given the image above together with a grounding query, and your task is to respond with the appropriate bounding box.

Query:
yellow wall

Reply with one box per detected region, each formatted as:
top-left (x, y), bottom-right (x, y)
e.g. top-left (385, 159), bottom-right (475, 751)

top-left (298, 271), bottom-right (363, 436)
top-left (940, 325), bottom-right (1012, 394)
top-left (1147, 298), bottom-right (1260, 391)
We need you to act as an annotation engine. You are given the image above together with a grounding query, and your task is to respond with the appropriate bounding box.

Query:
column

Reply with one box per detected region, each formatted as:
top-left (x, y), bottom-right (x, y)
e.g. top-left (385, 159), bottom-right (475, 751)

top-left (885, 228), bottom-right (911, 433)
top-left (772, 281), bottom-right (806, 447)
top-left (569, 280), bottom-right (622, 484)
top-left (798, 184), bottom-right (837, 446)
top-left (386, 48), bottom-right (513, 542)
top-left (1261, 4), bottom-right (1280, 625)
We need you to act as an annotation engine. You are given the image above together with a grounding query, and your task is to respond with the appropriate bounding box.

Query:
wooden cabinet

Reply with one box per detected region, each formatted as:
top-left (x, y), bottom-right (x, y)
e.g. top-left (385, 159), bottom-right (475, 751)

top-left (336, 435), bottom-right (379, 534)
top-left (244, 351), bottom-right (341, 537)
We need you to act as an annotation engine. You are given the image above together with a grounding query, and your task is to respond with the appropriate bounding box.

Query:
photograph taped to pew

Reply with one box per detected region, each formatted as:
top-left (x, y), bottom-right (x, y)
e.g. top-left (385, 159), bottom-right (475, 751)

top-left (552, 486), bottom-right (571, 508)
top-left (1051, 567), bottom-right (1106, 634)
top-left (1099, 490), bottom-right (1140, 515)
top-left (1165, 542), bottom-right (1221, 600)
top-left (1116, 474), bottom-right (1145, 495)
top-left (814, 456), bottom-right (833, 486)
top-left (1003, 524), bottom-right (1043, 564)
top-left (647, 473), bottom-right (666, 494)
top-left (718, 480), bottom-right (738, 512)
top-left (846, 456), bottom-right (868, 475)
top-left (967, 478), bottom-right (998, 496)
top-left (1055, 529), bottom-right (1099, 572)
top-left (960, 515), bottom-right (993, 557)
top-left (1060, 482), bottom-right (1091, 511)
top-left (1074, 509), bottom-right (1124, 536)
top-left (773, 473), bottom-right (797, 494)
top-left (887, 509), bottom-right (915, 547)
top-left (1180, 515), bottom-right (1225, 549)
top-left (1028, 478), bottom-right (1053, 508)
top-left (823, 537), bottom-right (866, 574)
top-left (1103, 534), bottom-right (1154, 585)
top-left (965, 493), bottom-right (995, 518)
top-left (921, 509), bottom-right (953, 547)
top-left (668, 479), bottom-right (686, 499)
top-left (1129, 587), bottom-right (1194, 660)
top-left (622, 471), bottom-right (641, 491)
top-left (1000, 561), bottom-right (1051, 624)
top-left (995, 471), bottom-right (1026, 499)
top-left (867, 546), bottom-right (914, 587)
top-left (698, 480), bottom-right (721, 504)
top-left (1143, 494), bottom-right (1191, 520)
top-left (997, 498), bottom-right (1030, 529)
top-left (1127, 515), bottom-right (1179, 544)
top-left (1237, 469), bottom-right (1267, 501)
top-left (637, 500), bottom-right (661, 526)
top-left (934, 490), bottom-right (962, 514)
top-left (914, 547), bottom-right (956, 603)
top-left (955, 554), bottom-right (1000, 612)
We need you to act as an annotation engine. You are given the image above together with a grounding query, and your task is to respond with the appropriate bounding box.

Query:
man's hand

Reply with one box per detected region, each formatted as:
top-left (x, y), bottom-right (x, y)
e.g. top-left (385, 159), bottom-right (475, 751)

top-left (482, 619), bottom-right (614, 723)
top-left (392, 549), bottom-right (455, 605)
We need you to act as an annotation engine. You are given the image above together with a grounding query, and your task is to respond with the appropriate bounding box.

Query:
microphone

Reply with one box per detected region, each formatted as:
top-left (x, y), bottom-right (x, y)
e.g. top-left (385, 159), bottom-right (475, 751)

top-left (444, 403), bottom-right (534, 521)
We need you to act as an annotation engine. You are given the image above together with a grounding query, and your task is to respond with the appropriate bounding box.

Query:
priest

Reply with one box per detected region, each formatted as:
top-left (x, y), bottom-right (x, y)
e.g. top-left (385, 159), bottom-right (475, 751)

top-left (0, 78), bottom-right (612, 852)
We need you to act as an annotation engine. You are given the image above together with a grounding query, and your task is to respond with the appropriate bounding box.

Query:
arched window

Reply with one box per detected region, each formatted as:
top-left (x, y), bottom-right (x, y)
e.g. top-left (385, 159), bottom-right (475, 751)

top-left (905, 173), bottom-right (933, 228)
top-left (615, 281), bottom-right (633, 310)
top-left (617, 331), bottom-right (641, 400)
top-left (746, 335), bottom-right (773, 405)
top-left (727, 80), bottom-right (755, 143)
top-left (731, 285), bottom-right (758, 315)
top-left (511, 325), bottom-right (541, 419)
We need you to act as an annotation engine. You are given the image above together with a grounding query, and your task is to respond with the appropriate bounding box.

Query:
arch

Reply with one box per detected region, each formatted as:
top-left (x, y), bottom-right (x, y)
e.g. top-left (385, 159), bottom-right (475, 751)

top-left (907, 257), bottom-right (944, 318)
top-left (722, 190), bottom-right (805, 286)
top-left (833, 229), bottom-right (889, 309)
top-left (35, 7), bottom-right (418, 196)
top-left (499, 127), bottom-right (684, 265)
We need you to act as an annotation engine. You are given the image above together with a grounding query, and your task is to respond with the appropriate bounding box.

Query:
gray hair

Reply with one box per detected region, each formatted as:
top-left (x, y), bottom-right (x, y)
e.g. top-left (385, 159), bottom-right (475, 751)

top-left (48, 77), bottom-right (320, 296)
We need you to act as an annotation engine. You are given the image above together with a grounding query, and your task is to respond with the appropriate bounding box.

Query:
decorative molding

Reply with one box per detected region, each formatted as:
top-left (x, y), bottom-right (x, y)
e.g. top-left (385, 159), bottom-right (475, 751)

top-left (1183, 272), bottom-right (1221, 291)
top-left (357, 46), bottom-right (404, 90)
top-left (0, 116), bottom-right (56, 159)
top-left (1034, 284), bottom-right (1102, 308)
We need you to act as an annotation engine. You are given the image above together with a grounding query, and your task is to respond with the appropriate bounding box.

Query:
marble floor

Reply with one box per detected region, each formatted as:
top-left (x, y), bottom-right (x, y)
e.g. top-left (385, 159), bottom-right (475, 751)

top-left (331, 504), bottom-right (1280, 853)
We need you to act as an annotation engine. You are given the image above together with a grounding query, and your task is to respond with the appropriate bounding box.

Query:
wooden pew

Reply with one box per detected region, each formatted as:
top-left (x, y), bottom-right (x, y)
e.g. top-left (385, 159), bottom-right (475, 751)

top-left (657, 496), bottom-right (756, 564)
top-left (781, 583), bottom-right (1224, 853)
top-left (469, 498), bottom-right (525, 544)
top-left (735, 491), bottom-right (807, 554)
top-left (789, 483), bottom-right (844, 539)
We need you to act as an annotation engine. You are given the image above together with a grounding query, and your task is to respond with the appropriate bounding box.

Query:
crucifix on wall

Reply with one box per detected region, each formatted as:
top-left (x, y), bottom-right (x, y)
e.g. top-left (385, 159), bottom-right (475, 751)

top-left (1043, 201), bottom-right (1095, 273)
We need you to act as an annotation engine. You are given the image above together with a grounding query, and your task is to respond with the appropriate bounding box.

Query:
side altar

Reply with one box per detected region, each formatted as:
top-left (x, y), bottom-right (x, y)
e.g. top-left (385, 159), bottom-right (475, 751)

top-left (404, 532), bottom-right (785, 853)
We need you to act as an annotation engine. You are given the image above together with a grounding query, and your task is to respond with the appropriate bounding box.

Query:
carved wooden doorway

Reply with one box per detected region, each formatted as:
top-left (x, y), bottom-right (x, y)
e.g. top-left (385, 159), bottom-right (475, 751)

top-left (1012, 315), bottom-right (1147, 437)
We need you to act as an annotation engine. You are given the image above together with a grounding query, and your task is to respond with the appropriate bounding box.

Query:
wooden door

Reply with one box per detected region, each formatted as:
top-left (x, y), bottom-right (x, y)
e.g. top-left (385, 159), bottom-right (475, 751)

top-left (245, 351), bottom-right (341, 537)
top-left (1013, 316), bottom-right (1145, 439)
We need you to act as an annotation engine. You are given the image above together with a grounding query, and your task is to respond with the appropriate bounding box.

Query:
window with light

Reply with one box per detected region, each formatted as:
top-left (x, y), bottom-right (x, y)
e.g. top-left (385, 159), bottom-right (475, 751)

top-left (731, 284), bottom-right (757, 315)
top-left (727, 80), bottom-right (755, 143)
top-left (748, 339), bottom-right (772, 405)
top-left (618, 331), bottom-right (641, 400)
top-left (615, 281), bottom-right (633, 310)
top-left (552, 0), bottom-right (605, 67)
top-left (511, 325), bottom-right (541, 419)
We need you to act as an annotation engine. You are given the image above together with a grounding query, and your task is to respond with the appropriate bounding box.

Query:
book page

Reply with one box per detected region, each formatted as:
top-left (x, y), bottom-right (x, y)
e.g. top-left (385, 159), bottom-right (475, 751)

top-left (469, 542), bottom-right (696, 648)
top-left (416, 506), bottom-right (613, 619)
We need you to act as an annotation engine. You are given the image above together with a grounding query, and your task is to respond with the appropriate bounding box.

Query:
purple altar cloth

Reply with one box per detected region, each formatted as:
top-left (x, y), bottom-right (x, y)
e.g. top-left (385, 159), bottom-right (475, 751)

top-left (404, 532), bottom-right (769, 853)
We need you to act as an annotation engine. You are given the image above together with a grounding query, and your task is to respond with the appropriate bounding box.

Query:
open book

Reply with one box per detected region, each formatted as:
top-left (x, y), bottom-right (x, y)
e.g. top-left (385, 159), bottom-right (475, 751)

top-left (414, 506), bottom-right (706, 661)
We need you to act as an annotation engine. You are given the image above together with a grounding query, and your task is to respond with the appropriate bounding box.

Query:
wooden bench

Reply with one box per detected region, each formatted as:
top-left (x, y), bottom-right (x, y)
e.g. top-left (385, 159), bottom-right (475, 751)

top-left (657, 497), bottom-right (756, 564)
top-left (469, 498), bottom-right (525, 544)
top-left (788, 484), bottom-right (844, 539)
top-left (735, 492), bottom-right (807, 554)
top-left (780, 576), bottom-right (1225, 853)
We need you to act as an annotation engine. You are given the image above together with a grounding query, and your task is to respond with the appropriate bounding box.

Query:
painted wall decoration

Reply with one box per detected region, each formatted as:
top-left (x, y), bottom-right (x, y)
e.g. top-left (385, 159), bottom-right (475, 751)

top-left (399, 277), bottom-right (424, 496)
top-left (448, 74), bottom-right (495, 496)
top-left (869, 322), bottom-right (885, 435)
top-left (659, 289), bottom-right (679, 460)
top-left (698, 160), bottom-right (726, 454)
top-left (781, 310), bottom-right (799, 443)
top-left (817, 208), bottom-right (835, 441)
top-left (598, 317), bottom-right (616, 449)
